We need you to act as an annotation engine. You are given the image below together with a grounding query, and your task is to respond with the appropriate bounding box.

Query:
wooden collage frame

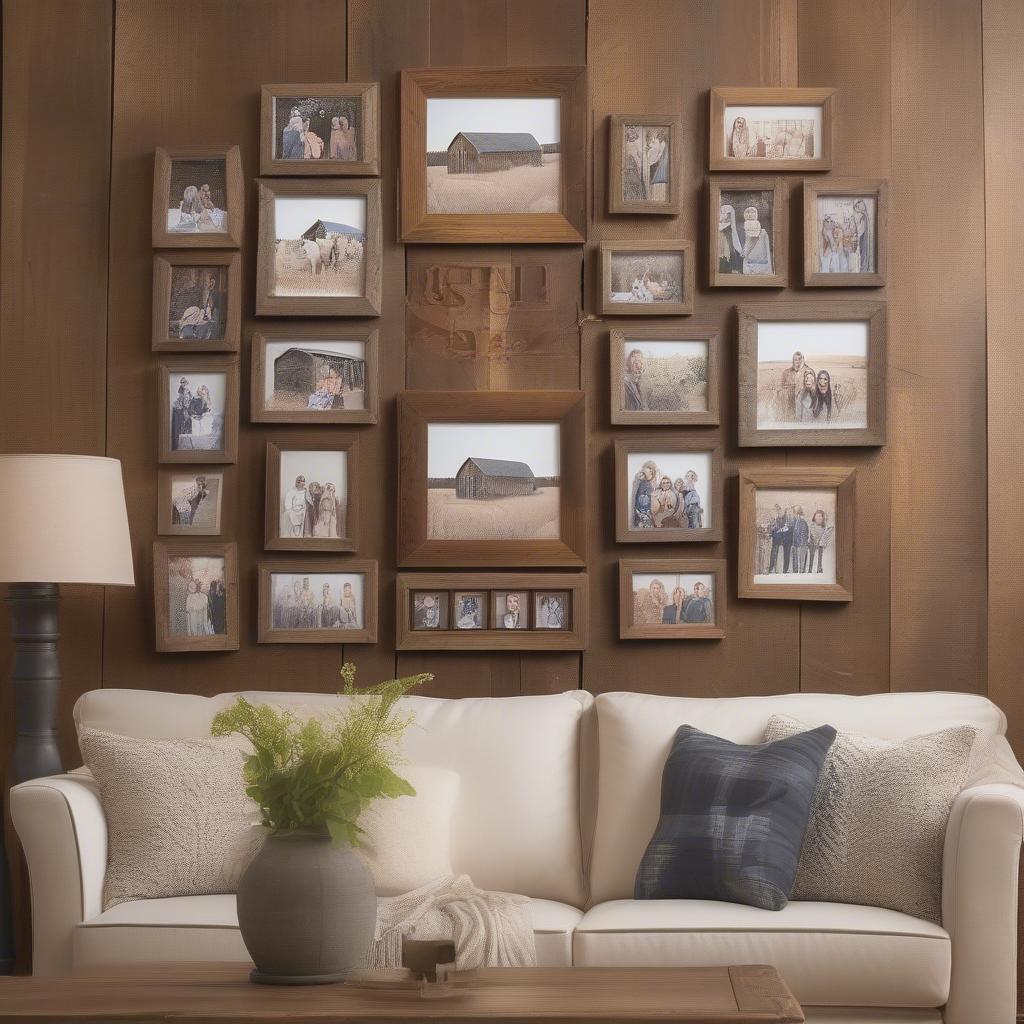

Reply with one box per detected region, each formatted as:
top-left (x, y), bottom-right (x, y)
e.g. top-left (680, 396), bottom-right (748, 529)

top-left (152, 251), bottom-right (241, 352)
top-left (708, 177), bottom-right (787, 288)
top-left (152, 145), bottom-right (243, 248)
top-left (619, 559), bottom-right (727, 640)
top-left (599, 240), bottom-right (695, 316)
top-left (607, 114), bottom-right (683, 215)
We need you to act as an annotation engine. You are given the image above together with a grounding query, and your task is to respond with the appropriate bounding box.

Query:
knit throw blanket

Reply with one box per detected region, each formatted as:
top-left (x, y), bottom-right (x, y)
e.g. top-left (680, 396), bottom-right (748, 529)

top-left (368, 874), bottom-right (537, 970)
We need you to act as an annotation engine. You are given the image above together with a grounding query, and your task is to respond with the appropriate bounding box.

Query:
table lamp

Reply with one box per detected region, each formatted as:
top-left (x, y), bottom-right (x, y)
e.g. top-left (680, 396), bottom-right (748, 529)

top-left (0, 455), bottom-right (134, 973)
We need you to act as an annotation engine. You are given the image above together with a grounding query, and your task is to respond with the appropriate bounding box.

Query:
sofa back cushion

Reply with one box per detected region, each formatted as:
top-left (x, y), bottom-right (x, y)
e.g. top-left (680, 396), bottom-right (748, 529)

top-left (75, 688), bottom-right (590, 907)
top-left (589, 690), bottom-right (1006, 904)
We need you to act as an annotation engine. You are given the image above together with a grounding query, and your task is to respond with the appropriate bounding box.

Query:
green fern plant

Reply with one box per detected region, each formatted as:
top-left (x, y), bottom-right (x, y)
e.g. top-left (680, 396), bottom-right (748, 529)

top-left (211, 663), bottom-right (431, 845)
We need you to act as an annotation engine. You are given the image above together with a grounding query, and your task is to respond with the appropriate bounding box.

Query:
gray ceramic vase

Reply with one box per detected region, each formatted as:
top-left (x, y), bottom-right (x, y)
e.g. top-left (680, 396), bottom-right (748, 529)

top-left (237, 827), bottom-right (377, 985)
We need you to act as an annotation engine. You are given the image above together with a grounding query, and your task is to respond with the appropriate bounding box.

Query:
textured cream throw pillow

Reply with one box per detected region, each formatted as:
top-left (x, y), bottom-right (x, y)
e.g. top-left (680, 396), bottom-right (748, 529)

top-left (762, 715), bottom-right (977, 923)
top-left (79, 728), bottom-right (261, 910)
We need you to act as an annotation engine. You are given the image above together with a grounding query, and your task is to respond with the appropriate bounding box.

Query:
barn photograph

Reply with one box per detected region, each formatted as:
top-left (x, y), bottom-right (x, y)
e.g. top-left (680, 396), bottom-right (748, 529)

top-left (425, 96), bottom-right (561, 215)
top-left (425, 422), bottom-right (561, 541)
top-left (268, 342), bottom-right (367, 412)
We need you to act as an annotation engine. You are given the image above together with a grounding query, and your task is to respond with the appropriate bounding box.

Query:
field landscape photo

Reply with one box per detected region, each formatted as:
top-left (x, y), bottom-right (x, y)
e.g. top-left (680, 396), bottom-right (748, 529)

top-left (621, 338), bottom-right (708, 413)
top-left (425, 97), bottom-right (561, 215)
top-left (755, 320), bottom-right (869, 430)
top-left (426, 421), bottom-right (560, 541)
top-left (273, 196), bottom-right (366, 298)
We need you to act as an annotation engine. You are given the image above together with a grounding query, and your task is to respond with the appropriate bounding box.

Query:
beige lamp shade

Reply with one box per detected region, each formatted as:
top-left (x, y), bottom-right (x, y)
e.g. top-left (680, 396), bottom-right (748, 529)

top-left (0, 455), bottom-right (135, 585)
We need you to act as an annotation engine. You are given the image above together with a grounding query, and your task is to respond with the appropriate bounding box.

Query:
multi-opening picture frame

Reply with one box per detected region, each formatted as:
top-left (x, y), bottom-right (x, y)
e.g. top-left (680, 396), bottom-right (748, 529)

top-left (396, 572), bottom-right (588, 651)
top-left (709, 87), bottom-right (835, 172)
top-left (607, 114), bottom-right (682, 215)
top-left (257, 559), bottom-right (378, 644)
top-left (599, 240), bottom-right (695, 316)
top-left (803, 178), bottom-right (888, 287)
top-left (619, 559), bottom-right (727, 640)
top-left (157, 357), bottom-right (240, 465)
top-left (260, 82), bottom-right (380, 176)
top-left (152, 251), bottom-right (241, 352)
top-left (738, 467), bottom-right (855, 602)
top-left (397, 390), bottom-right (587, 568)
top-left (738, 302), bottom-right (887, 447)
top-left (399, 66), bottom-right (588, 244)
top-left (152, 145), bottom-right (243, 248)
top-left (708, 177), bottom-right (787, 288)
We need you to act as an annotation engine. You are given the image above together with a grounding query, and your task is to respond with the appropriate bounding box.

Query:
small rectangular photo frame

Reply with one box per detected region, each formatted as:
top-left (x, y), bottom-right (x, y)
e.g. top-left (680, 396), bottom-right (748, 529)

top-left (534, 590), bottom-right (571, 630)
top-left (709, 87), bottom-right (835, 172)
top-left (608, 114), bottom-right (682, 215)
top-left (803, 178), bottom-right (888, 287)
top-left (452, 590), bottom-right (488, 630)
top-left (265, 439), bottom-right (359, 552)
top-left (599, 240), bottom-right (694, 316)
top-left (152, 145), bottom-right (243, 248)
top-left (256, 178), bottom-right (383, 317)
top-left (738, 468), bottom-right (855, 602)
top-left (619, 559), bottom-right (727, 640)
top-left (157, 358), bottom-right (239, 465)
top-left (738, 301), bottom-right (887, 447)
top-left (153, 540), bottom-right (239, 653)
top-left (250, 326), bottom-right (379, 425)
top-left (708, 177), bottom-right (787, 288)
top-left (152, 251), bottom-right (241, 352)
top-left (492, 590), bottom-right (530, 630)
top-left (610, 325), bottom-right (720, 427)
top-left (260, 82), bottom-right (380, 176)
top-left (615, 436), bottom-right (723, 544)
top-left (258, 559), bottom-right (378, 644)
top-left (157, 467), bottom-right (230, 536)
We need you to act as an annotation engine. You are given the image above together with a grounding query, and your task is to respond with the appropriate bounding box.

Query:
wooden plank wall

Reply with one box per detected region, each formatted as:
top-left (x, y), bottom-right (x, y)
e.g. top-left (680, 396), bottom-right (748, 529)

top-left (0, 0), bottom-right (1020, 988)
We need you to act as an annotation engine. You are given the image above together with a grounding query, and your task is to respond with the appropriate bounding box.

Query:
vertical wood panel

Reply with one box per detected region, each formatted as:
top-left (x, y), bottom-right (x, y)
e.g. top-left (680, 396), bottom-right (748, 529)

top-left (889, 0), bottom-right (987, 693)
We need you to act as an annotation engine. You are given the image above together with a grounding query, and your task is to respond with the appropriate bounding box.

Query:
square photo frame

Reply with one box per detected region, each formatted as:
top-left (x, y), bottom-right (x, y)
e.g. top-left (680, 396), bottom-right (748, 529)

top-left (708, 177), bottom-right (787, 288)
top-left (608, 114), bottom-right (682, 215)
top-left (152, 146), bottom-right (243, 248)
top-left (738, 302), bottom-right (887, 447)
top-left (738, 468), bottom-right (855, 602)
top-left (411, 590), bottom-right (449, 631)
top-left (452, 590), bottom-right (488, 630)
top-left (615, 436), bottom-right (723, 544)
top-left (599, 241), bottom-right (694, 316)
top-left (157, 467), bottom-right (229, 537)
top-left (258, 560), bottom-right (378, 644)
top-left (256, 178), bottom-right (382, 317)
top-left (610, 325), bottom-right (720, 426)
top-left (260, 82), bottom-right (380, 176)
top-left (803, 178), bottom-right (888, 287)
top-left (619, 559), bottom-right (727, 640)
top-left (534, 590), bottom-right (571, 630)
top-left (157, 358), bottom-right (239, 465)
top-left (250, 326), bottom-right (379, 425)
top-left (399, 66), bottom-right (587, 243)
top-left (264, 440), bottom-right (359, 552)
top-left (492, 590), bottom-right (530, 630)
top-left (152, 251), bottom-right (241, 352)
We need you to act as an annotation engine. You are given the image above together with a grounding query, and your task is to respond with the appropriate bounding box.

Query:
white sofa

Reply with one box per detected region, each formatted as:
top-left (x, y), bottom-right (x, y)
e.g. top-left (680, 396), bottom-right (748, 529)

top-left (11, 687), bottom-right (1024, 1024)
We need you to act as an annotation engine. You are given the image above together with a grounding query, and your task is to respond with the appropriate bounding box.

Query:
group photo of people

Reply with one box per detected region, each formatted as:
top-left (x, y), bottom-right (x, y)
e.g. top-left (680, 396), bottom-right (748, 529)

top-left (632, 573), bottom-right (715, 626)
top-left (271, 574), bottom-right (362, 631)
top-left (629, 456), bottom-right (707, 531)
top-left (167, 556), bottom-right (228, 637)
top-left (277, 450), bottom-right (347, 542)
top-left (754, 495), bottom-right (836, 580)
top-left (817, 195), bottom-right (875, 274)
top-left (275, 96), bottom-right (359, 162)
top-left (167, 159), bottom-right (229, 233)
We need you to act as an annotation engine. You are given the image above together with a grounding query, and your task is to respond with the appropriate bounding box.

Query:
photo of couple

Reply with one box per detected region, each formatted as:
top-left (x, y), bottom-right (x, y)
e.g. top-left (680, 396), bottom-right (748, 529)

top-left (169, 374), bottom-right (226, 452)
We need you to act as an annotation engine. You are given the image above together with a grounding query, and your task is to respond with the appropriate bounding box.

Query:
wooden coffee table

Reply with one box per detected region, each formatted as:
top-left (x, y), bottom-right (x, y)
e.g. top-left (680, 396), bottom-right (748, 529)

top-left (0, 962), bottom-right (803, 1023)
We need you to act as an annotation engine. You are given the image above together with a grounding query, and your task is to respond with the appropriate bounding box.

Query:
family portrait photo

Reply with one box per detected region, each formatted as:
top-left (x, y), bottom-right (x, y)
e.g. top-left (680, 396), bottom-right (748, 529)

top-left (425, 421), bottom-right (561, 542)
top-left (276, 448), bottom-right (348, 542)
top-left (724, 106), bottom-right (821, 161)
top-left (165, 157), bottom-right (229, 234)
top-left (493, 591), bottom-right (529, 630)
top-left (270, 572), bottom-right (363, 631)
top-left (412, 591), bottom-right (448, 630)
top-left (535, 591), bottom-right (568, 629)
top-left (626, 450), bottom-right (712, 532)
top-left (453, 591), bottom-right (486, 629)
top-left (718, 187), bottom-right (775, 277)
top-left (166, 555), bottom-right (228, 638)
top-left (632, 571), bottom-right (715, 626)
top-left (425, 96), bottom-right (561, 215)
top-left (754, 320), bottom-right (869, 431)
top-left (816, 194), bottom-right (876, 274)
top-left (619, 338), bottom-right (708, 416)
top-left (274, 94), bottom-right (361, 163)
top-left (168, 472), bottom-right (222, 533)
top-left (753, 488), bottom-right (838, 585)
top-left (168, 372), bottom-right (226, 453)
top-left (166, 264), bottom-right (228, 341)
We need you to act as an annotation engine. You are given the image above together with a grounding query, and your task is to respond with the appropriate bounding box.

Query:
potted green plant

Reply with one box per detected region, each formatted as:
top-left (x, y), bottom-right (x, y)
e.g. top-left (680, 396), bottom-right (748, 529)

top-left (212, 663), bottom-right (430, 984)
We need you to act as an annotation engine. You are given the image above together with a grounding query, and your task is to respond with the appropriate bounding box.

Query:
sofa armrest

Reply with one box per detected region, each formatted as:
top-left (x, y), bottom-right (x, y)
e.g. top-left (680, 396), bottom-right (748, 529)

top-left (942, 783), bottom-right (1024, 1024)
top-left (9, 772), bottom-right (107, 976)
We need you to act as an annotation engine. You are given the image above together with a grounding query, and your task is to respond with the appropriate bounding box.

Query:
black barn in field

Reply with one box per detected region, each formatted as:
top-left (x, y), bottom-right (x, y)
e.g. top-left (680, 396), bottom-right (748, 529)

top-left (446, 132), bottom-right (543, 174)
top-left (273, 347), bottom-right (366, 396)
top-left (455, 457), bottom-right (536, 498)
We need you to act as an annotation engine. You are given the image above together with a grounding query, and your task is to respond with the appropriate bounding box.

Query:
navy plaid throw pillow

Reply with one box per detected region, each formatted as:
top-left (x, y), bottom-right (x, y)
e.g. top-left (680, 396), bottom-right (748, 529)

top-left (635, 723), bottom-right (836, 910)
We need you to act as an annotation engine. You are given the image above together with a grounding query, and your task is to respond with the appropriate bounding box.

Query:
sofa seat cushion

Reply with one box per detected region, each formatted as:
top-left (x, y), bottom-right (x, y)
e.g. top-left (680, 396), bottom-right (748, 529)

top-left (74, 894), bottom-right (581, 969)
top-left (573, 899), bottom-right (950, 1008)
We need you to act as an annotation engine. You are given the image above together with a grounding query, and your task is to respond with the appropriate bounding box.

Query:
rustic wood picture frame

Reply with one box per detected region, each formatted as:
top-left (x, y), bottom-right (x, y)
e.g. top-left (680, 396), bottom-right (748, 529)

top-left (157, 357), bottom-right (239, 465)
top-left (153, 540), bottom-right (240, 653)
top-left (708, 177), bottom-right (787, 288)
top-left (709, 88), bottom-right (835, 172)
top-left (803, 178), bottom-right (889, 287)
top-left (152, 251), bottom-right (241, 352)
top-left (397, 390), bottom-right (587, 567)
top-left (607, 114), bottom-right (683, 215)
top-left (399, 66), bottom-right (587, 244)
top-left (610, 325), bottom-right (720, 426)
top-left (264, 439), bottom-right (359, 553)
top-left (157, 467), bottom-right (231, 537)
top-left (152, 145), bottom-right (243, 248)
top-left (619, 559), bottom-right (727, 640)
top-left (599, 240), bottom-right (695, 316)
top-left (738, 467), bottom-right (855, 602)
top-left (255, 178), bottom-right (383, 317)
top-left (250, 326), bottom-right (380, 425)
top-left (738, 301), bottom-right (887, 447)
top-left (260, 82), bottom-right (380, 176)
top-left (615, 435), bottom-right (724, 544)
top-left (396, 572), bottom-right (588, 651)
top-left (257, 559), bottom-right (378, 644)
